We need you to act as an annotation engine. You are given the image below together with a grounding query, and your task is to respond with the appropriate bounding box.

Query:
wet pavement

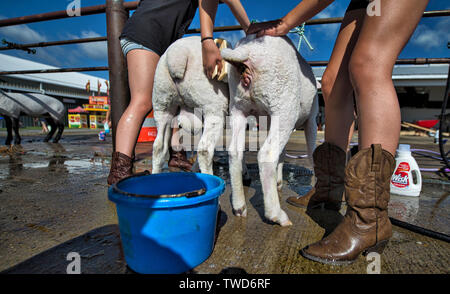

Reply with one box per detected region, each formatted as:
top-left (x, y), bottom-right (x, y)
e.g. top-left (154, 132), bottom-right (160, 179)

top-left (0, 128), bottom-right (448, 274)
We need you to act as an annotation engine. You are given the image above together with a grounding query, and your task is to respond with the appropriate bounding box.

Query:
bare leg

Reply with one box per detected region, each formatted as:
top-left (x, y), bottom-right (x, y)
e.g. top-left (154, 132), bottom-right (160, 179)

top-left (115, 49), bottom-right (160, 157)
top-left (349, 0), bottom-right (429, 155)
top-left (322, 9), bottom-right (366, 152)
top-left (300, 0), bottom-right (430, 265)
top-left (41, 120), bottom-right (49, 133)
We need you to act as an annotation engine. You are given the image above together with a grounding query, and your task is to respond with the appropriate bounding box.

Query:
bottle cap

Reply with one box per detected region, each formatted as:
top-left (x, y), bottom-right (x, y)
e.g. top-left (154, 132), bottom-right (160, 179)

top-left (398, 144), bottom-right (411, 152)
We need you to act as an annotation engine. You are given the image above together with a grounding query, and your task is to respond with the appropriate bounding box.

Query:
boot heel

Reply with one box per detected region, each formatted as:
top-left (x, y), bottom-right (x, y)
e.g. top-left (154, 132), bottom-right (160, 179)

top-left (363, 240), bottom-right (388, 255)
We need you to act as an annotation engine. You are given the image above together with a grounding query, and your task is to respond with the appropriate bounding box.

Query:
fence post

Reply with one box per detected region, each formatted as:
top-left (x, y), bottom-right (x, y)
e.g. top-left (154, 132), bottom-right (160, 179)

top-left (106, 0), bottom-right (130, 151)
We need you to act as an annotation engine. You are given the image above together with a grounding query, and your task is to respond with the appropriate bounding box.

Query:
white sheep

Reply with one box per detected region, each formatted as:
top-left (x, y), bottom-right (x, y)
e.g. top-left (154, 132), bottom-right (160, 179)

top-left (0, 90), bottom-right (65, 145)
top-left (151, 36), bottom-right (230, 175)
top-left (151, 35), bottom-right (318, 228)
top-left (221, 35), bottom-right (318, 227)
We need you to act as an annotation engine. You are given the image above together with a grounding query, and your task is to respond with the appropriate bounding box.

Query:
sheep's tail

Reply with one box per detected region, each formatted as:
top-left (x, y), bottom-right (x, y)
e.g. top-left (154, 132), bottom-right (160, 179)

top-left (166, 44), bottom-right (189, 80)
top-left (221, 47), bottom-right (249, 64)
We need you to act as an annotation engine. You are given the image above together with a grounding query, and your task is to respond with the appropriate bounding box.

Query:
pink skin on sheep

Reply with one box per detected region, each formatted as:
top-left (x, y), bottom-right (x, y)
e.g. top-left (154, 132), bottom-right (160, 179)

top-left (228, 60), bottom-right (253, 88)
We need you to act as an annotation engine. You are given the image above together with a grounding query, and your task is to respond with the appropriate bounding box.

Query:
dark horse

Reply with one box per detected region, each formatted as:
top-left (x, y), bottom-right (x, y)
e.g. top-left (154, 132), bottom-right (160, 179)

top-left (1, 90), bottom-right (65, 145)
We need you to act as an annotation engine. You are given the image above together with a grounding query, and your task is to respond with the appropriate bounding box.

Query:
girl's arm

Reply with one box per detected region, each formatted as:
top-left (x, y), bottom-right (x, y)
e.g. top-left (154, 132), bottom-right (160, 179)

top-left (199, 0), bottom-right (222, 79)
top-left (199, 0), bottom-right (251, 79)
top-left (247, 0), bottom-right (335, 36)
top-left (222, 0), bottom-right (251, 32)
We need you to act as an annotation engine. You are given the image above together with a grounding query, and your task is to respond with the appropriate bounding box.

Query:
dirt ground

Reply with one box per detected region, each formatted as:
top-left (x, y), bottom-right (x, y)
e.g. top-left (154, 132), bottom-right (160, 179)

top-left (0, 128), bottom-right (448, 274)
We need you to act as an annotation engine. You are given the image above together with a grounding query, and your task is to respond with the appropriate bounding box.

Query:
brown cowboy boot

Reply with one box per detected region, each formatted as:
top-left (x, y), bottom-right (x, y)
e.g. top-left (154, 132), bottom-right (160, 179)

top-left (300, 144), bottom-right (395, 265)
top-left (107, 151), bottom-right (134, 185)
top-left (286, 142), bottom-right (346, 211)
top-left (168, 147), bottom-right (193, 171)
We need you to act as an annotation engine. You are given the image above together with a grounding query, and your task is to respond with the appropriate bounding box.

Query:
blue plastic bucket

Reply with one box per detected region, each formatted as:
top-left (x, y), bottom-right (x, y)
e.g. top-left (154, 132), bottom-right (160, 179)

top-left (108, 172), bottom-right (225, 274)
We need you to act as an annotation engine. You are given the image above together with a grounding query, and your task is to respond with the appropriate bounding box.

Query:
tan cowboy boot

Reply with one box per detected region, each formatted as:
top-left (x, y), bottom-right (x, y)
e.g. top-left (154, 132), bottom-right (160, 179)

top-left (107, 151), bottom-right (134, 185)
top-left (286, 142), bottom-right (346, 211)
top-left (168, 147), bottom-right (193, 171)
top-left (301, 144), bottom-right (395, 265)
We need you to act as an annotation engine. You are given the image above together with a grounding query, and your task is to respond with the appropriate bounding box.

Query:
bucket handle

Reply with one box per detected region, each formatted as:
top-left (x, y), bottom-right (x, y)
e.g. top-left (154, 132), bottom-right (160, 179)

top-left (112, 170), bottom-right (207, 198)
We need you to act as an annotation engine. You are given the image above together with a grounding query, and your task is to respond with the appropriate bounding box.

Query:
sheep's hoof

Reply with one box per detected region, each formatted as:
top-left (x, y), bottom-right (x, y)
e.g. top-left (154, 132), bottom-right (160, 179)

top-left (268, 217), bottom-right (292, 227)
top-left (232, 206), bottom-right (247, 217)
top-left (280, 219), bottom-right (293, 227)
top-left (267, 210), bottom-right (292, 227)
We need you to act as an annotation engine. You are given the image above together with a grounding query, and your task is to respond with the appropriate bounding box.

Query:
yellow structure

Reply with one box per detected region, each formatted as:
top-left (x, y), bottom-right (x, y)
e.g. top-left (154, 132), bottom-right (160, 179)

top-left (68, 114), bottom-right (88, 128)
top-left (89, 114), bottom-right (106, 129)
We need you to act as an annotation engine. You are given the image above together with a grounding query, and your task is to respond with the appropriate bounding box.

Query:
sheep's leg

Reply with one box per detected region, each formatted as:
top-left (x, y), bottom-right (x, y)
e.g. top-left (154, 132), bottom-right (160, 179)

top-left (197, 113), bottom-right (224, 175)
top-left (277, 150), bottom-right (285, 191)
top-left (258, 115), bottom-right (293, 227)
top-left (12, 117), bottom-right (21, 145)
top-left (4, 116), bottom-right (13, 145)
top-left (53, 120), bottom-right (65, 143)
top-left (44, 118), bottom-right (57, 142)
top-left (152, 110), bottom-right (174, 174)
top-left (228, 108), bottom-right (248, 217)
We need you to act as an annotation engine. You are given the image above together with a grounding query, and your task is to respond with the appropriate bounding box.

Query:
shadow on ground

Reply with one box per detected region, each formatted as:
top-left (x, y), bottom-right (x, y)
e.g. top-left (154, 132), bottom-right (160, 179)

top-left (2, 225), bottom-right (128, 274)
top-left (2, 207), bottom-right (230, 274)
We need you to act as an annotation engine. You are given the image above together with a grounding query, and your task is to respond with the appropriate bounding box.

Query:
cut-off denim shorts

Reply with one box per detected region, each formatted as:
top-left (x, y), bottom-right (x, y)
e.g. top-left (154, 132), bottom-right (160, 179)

top-left (120, 38), bottom-right (156, 57)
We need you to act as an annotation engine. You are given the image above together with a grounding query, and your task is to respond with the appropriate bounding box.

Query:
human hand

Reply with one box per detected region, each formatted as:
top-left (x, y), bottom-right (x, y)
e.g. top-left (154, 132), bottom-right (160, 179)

top-left (202, 39), bottom-right (223, 79)
top-left (246, 19), bottom-right (290, 37)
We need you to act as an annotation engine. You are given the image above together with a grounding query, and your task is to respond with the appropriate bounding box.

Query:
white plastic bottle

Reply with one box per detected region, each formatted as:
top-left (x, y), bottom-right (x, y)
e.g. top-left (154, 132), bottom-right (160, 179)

top-left (390, 144), bottom-right (422, 197)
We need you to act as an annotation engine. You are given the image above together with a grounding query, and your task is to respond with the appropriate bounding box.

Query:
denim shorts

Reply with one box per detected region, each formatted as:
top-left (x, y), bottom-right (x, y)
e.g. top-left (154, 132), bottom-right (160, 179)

top-left (120, 38), bottom-right (155, 57)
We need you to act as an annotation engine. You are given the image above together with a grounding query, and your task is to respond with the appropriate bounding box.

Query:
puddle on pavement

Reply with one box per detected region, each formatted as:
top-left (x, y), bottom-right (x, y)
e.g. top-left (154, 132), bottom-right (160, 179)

top-left (0, 170), bottom-right (7, 180)
top-left (0, 142), bottom-right (111, 179)
top-left (23, 162), bottom-right (50, 169)
top-left (389, 195), bottom-right (421, 223)
top-left (64, 159), bottom-right (109, 174)
top-left (211, 151), bottom-right (314, 194)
